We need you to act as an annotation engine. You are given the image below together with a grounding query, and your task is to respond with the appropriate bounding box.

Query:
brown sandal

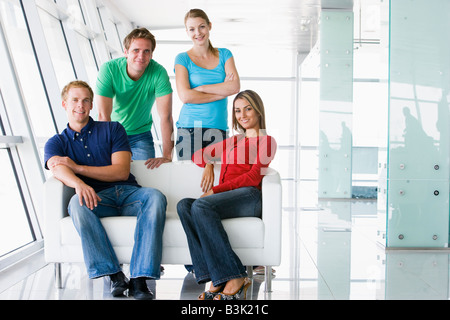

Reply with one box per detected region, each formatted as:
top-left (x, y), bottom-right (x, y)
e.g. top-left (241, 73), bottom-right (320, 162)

top-left (214, 278), bottom-right (251, 300)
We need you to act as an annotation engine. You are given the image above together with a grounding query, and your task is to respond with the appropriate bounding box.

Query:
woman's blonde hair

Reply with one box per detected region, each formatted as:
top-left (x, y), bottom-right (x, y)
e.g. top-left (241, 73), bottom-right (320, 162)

top-left (232, 90), bottom-right (267, 133)
top-left (184, 9), bottom-right (218, 57)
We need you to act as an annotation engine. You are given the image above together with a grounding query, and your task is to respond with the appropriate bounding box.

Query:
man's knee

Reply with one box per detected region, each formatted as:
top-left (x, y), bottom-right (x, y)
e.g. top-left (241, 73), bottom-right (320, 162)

top-left (152, 188), bottom-right (167, 210)
top-left (141, 188), bottom-right (167, 218)
top-left (68, 194), bottom-right (91, 225)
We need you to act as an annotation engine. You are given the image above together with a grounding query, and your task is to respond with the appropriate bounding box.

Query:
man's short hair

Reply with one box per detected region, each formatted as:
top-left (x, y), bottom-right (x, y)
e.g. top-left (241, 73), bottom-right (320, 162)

top-left (123, 27), bottom-right (156, 52)
top-left (61, 80), bottom-right (94, 101)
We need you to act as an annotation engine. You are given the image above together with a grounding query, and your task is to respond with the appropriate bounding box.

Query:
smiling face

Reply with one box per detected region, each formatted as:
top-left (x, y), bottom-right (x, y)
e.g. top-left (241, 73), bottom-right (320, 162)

top-left (62, 86), bottom-right (93, 131)
top-left (233, 98), bottom-right (261, 135)
top-left (185, 17), bottom-right (211, 47)
top-left (124, 38), bottom-right (153, 80)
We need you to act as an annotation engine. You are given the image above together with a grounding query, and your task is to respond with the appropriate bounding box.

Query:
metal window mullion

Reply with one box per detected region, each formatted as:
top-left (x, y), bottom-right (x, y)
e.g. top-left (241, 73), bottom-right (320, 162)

top-left (54, 0), bottom-right (89, 82)
top-left (113, 22), bottom-right (123, 52)
top-left (97, 3), bottom-right (128, 58)
top-left (77, 0), bottom-right (99, 70)
top-left (80, 0), bottom-right (110, 65)
top-left (35, 0), bottom-right (67, 20)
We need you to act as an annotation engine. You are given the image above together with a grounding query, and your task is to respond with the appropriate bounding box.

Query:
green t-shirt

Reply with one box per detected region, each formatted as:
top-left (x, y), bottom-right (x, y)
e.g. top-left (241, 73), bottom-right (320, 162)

top-left (96, 57), bottom-right (173, 135)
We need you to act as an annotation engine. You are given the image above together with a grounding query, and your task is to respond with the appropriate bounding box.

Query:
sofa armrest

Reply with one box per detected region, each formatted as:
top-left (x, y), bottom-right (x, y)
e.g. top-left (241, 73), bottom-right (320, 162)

top-left (43, 175), bottom-right (75, 262)
top-left (261, 168), bottom-right (282, 265)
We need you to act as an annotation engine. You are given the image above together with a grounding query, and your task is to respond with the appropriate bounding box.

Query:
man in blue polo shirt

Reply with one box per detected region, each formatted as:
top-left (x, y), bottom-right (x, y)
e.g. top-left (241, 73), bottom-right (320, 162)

top-left (44, 80), bottom-right (166, 300)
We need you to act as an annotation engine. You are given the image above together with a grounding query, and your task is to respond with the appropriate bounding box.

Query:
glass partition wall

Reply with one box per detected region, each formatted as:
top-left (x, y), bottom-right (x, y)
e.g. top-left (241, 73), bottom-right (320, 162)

top-left (318, 10), bottom-right (354, 199)
top-left (305, 0), bottom-right (450, 249)
top-left (386, 0), bottom-right (450, 248)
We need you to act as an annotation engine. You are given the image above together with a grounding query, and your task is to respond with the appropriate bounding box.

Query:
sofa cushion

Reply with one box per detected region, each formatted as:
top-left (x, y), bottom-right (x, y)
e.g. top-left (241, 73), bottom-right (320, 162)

top-left (60, 214), bottom-right (264, 249)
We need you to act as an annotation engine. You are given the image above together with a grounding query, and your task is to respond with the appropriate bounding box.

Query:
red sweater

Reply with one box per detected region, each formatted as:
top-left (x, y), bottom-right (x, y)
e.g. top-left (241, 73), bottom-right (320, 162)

top-left (192, 134), bottom-right (277, 194)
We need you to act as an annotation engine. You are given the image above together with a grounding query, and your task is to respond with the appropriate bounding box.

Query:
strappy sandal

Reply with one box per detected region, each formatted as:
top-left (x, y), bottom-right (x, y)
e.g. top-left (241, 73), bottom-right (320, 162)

top-left (198, 285), bottom-right (225, 300)
top-left (214, 278), bottom-right (251, 300)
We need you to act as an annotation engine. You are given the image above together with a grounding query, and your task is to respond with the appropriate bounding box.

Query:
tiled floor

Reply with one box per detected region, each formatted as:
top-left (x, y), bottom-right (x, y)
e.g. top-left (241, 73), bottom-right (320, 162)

top-left (1, 197), bottom-right (449, 300)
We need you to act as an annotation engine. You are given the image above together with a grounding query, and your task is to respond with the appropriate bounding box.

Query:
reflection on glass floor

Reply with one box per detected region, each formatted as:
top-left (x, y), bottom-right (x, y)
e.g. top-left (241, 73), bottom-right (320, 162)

top-left (1, 198), bottom-right (449, 300)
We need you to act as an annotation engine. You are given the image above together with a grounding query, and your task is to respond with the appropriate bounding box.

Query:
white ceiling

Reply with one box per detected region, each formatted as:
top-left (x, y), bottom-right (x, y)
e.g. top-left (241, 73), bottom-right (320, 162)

top-left (108, 0), bottom-right (354, 54)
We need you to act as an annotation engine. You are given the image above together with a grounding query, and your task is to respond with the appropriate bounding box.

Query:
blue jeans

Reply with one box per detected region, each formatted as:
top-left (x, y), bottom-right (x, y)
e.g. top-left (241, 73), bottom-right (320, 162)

top-left (128, 131), bottom-right (155, 160)
top-left (175, 127), bottom-right (227, 160)
top-left (68, 185), bottom-right (166, 279)
top-left (177, 187), bottom-right (262, 287)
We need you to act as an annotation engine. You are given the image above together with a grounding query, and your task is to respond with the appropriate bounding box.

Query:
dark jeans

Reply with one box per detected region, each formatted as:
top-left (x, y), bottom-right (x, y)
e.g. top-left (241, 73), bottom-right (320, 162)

top-left (175, 127), bottom-right (227, 160)
top-left (177, 187), bottom-right (262, 287)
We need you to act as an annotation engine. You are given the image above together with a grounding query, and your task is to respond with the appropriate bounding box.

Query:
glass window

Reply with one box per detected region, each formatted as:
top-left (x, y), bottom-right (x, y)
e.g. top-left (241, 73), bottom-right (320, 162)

top-left (38, 6), bottom-right (76, 88)
top-left (0, 0), bottom-right (46, 259)
top-left (66, 0), bottom-right (84, 22)
top-left (75, 33), bottom-right (98, 85)
top-left (114, 22), bottom-right (128, 52)
top-left (353, 81), bottom-right (388, 147)
top-left (0, 1), bottom-right (56, 145)
top-left (66, 0), bottom-right (99, 85)
top-left (238, 80), bottom-right (295, 146)
top-left (0, 128), bottom-right (34, 258)
top-left (96, 6), bottom-right (123, 59)
top-left (299, 80), bottom-right (320, 146)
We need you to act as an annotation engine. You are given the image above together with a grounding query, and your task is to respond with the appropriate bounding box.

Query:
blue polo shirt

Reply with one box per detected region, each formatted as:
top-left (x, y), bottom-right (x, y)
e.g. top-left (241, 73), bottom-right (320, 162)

top-left (44, 117), bottom-right (140, 192)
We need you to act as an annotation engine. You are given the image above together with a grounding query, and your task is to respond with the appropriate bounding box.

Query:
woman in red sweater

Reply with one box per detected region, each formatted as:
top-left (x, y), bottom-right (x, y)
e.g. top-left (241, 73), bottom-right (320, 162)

top-left (177, 90), bottom-right (277, 300)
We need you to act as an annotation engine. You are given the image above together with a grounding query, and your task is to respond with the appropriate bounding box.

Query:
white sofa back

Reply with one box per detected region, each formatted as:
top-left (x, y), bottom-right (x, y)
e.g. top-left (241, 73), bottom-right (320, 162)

top-left (130, 160), bottom-right (219, 219)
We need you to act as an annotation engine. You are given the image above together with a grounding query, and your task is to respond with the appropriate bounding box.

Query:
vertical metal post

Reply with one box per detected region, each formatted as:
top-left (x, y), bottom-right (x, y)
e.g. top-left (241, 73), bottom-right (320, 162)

top-left (55, 263), bottom-right (63, 289)
top-left (264, 266), bottom-right (272, 293)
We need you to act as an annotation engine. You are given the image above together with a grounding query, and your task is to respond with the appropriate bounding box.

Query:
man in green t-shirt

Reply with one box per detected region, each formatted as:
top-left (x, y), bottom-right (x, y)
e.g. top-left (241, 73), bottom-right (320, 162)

top-left (96, 28), bottom-right (173, 169)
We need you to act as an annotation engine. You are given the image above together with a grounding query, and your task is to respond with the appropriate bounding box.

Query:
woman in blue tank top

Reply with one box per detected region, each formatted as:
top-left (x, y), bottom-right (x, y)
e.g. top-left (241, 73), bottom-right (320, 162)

top-left (174, 8), bottom-right (240, 192)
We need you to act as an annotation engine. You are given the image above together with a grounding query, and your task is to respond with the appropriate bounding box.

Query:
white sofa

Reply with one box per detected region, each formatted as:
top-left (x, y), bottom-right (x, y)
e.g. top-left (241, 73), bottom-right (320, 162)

top-left (43, 160), bottom-right (282, 293)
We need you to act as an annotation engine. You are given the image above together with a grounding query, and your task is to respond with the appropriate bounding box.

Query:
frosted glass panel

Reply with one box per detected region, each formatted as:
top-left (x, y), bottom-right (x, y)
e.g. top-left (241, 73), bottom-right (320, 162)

top-left (387, 0), bottom-right (450, 247)
top-left (317, 200), bottom-right (351, 299)
top-left (318, 10), bottom-right (353, 198)
top-left (385, 253), bottom-right (449, 299)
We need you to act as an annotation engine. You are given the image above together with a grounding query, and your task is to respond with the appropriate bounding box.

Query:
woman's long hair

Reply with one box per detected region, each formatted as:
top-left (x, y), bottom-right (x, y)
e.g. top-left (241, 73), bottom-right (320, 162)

top-left (184, 8), bottom-right (218, 57)
top-left (232, 90), bottom-right (267, 133)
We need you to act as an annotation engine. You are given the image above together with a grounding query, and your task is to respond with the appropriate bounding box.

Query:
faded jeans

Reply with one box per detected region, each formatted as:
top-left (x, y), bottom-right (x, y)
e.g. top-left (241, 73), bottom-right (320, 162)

top-left (128, 131), bottom-right (155, 160)
top-left (68, 185), bottom-right (166, 279)
top-left (177, 187), bottom-right (262, 287)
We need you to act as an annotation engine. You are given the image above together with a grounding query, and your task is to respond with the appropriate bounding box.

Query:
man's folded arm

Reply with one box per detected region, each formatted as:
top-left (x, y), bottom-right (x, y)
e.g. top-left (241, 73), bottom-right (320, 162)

top-left (48, 151), bottom-right (131, 182)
